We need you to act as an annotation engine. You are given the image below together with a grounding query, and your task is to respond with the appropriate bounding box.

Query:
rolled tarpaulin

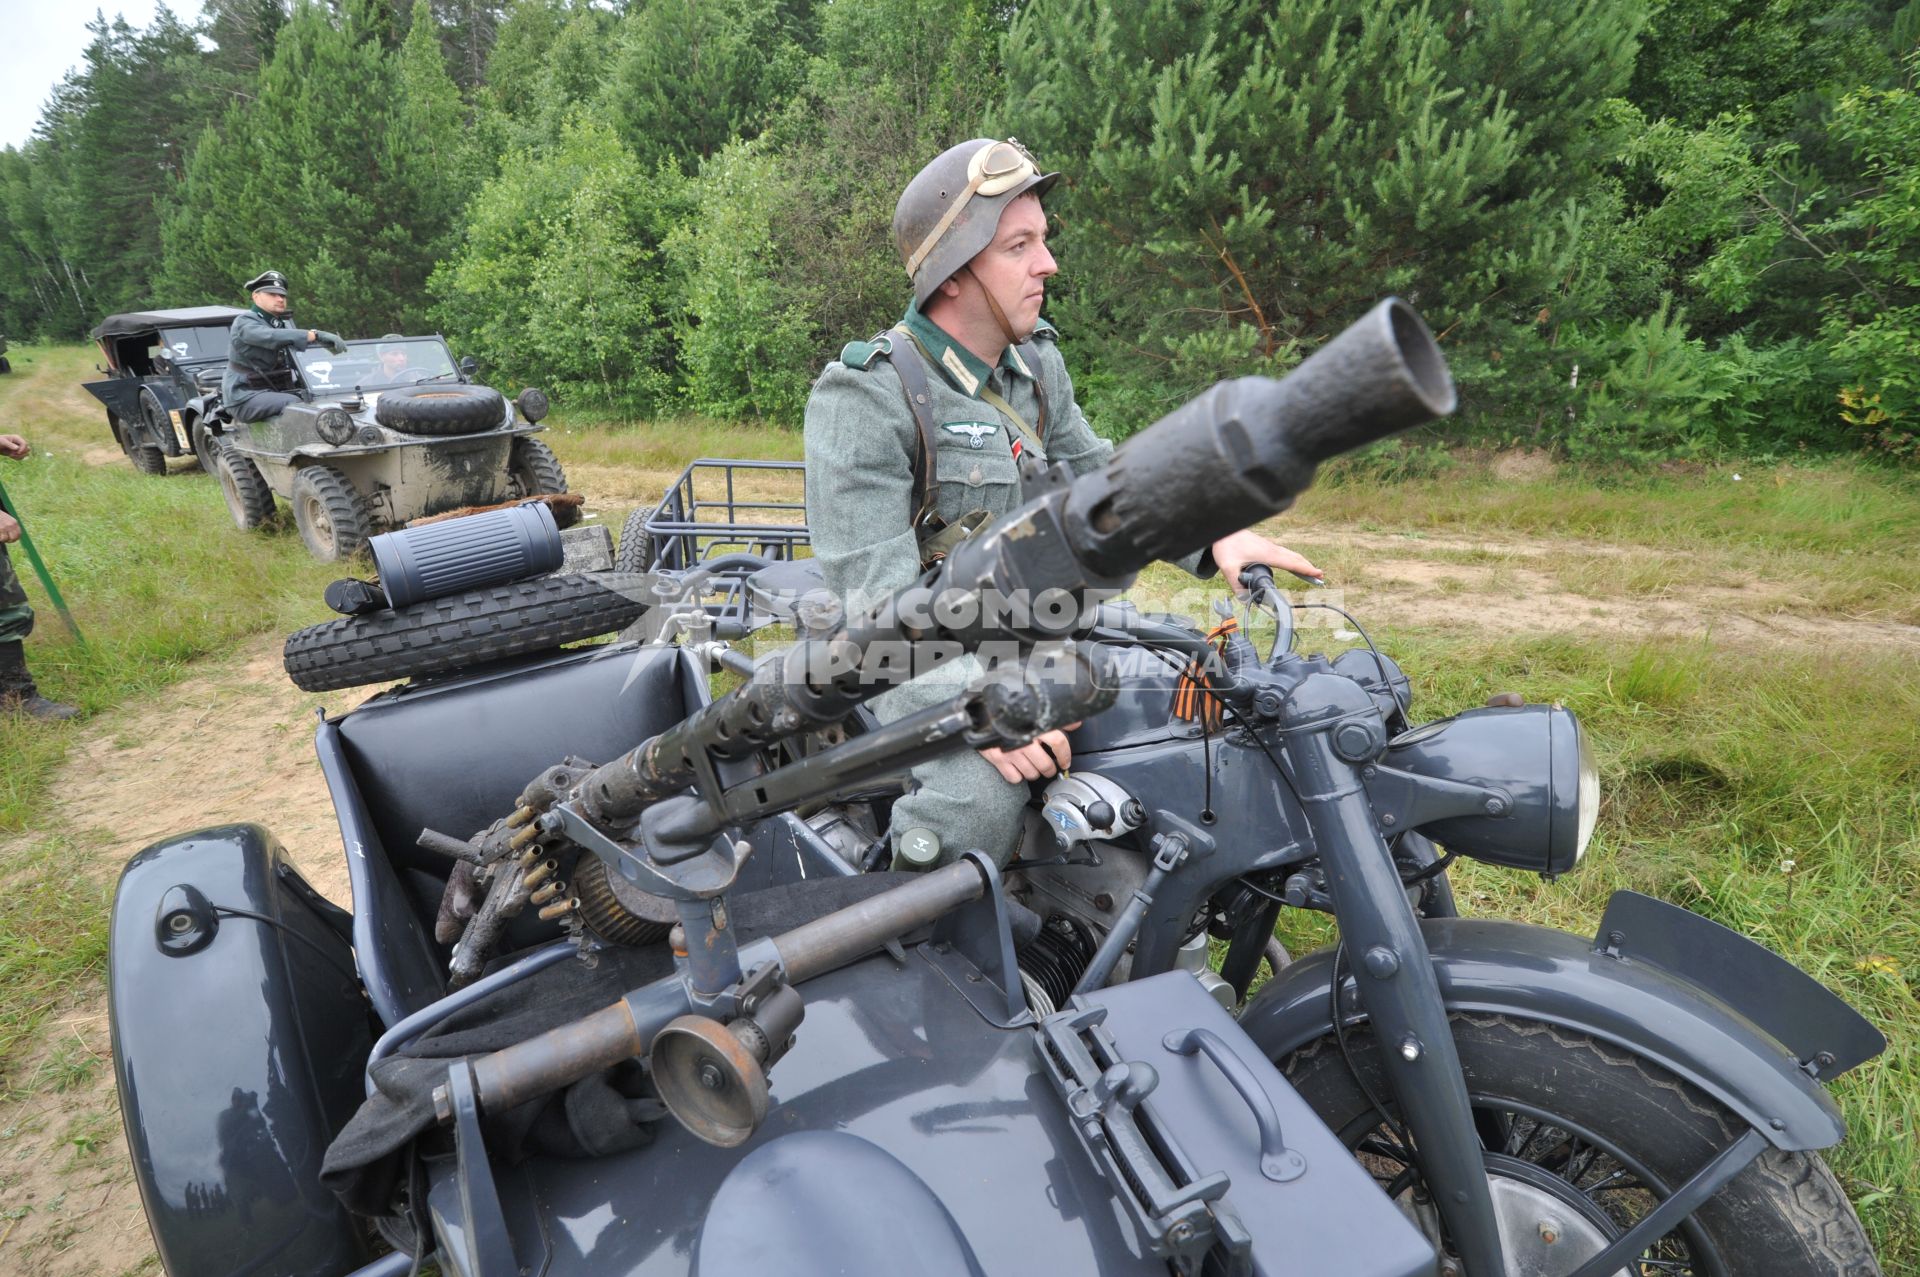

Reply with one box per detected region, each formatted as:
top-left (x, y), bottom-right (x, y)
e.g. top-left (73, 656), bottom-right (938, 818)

top-left (370, 501), bottom-right (564, 609)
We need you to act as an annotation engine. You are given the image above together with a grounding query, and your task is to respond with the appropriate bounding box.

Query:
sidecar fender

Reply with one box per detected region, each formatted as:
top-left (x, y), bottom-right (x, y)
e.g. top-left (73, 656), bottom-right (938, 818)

top-left (1238, 892), bottom-right (1884, 1153)
top-left (109, 823), bottom-right (374, 1277)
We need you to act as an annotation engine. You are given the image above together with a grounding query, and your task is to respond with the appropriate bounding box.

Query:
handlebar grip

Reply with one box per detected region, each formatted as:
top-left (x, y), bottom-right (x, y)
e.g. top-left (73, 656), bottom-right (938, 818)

top-left (1238, 563), bottom-right (1276, 597)
top-left (1064, 298), bottom-right (1454, 578)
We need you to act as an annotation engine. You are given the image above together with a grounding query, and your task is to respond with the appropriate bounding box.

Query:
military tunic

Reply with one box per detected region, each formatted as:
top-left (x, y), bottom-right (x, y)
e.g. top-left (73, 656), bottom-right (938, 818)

top-left (804, 305), bottom-right (1211, 866)
top-left (222, 306), bottom-right (321, 422)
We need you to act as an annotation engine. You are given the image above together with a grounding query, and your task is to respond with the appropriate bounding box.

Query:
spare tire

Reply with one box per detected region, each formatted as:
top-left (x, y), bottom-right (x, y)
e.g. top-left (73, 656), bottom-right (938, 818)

top-left (373, 384), bottom-right (506, 436)
top-left (284, 572), bottom-right (646, 692)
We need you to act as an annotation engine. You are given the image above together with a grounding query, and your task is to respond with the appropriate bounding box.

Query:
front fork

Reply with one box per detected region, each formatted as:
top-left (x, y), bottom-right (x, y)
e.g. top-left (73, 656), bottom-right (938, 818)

top-left (1282, 677), bottom-right (1506, 1276)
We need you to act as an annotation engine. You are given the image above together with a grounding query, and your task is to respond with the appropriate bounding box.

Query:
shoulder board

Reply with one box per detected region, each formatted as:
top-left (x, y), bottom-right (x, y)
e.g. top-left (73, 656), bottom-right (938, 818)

top-left (838, 331), bottom-right (897, 371)
top-left (1030, 318), bottom-right (1060, 343)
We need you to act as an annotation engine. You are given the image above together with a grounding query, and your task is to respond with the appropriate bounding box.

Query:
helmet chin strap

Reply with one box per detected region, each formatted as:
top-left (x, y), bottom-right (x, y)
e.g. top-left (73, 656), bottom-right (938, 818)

top-left (964, 264), bottom-right (1027, 347)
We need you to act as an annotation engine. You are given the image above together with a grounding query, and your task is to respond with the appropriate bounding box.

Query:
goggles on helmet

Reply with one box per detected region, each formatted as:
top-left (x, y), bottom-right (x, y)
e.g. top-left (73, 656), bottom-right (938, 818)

top-left (904, 139), bottom-right (1042, 281)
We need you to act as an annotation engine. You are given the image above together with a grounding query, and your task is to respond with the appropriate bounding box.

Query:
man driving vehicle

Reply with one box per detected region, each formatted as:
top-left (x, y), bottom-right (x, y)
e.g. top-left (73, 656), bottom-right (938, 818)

top-left (804, 138), bottom-right (1321, 871)
top-left (221, 270), bottom-right (346, 423)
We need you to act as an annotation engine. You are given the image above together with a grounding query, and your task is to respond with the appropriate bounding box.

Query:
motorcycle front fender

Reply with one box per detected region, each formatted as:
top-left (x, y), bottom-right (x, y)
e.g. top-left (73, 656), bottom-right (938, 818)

top-left (1239, 892), bottom-right (1884, 1153)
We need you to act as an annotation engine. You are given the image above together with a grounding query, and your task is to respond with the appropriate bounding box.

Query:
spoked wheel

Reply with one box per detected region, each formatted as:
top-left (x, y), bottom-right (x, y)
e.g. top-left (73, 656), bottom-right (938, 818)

top-left (1281, 1013), bottom-right (1880, 1277)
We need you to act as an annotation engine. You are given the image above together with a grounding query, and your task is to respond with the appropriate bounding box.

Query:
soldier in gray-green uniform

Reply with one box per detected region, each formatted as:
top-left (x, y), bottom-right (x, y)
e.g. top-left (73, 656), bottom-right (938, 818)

top-left (0, 432), bottom-right (77, 719)
top-left (222, 270), bottom-right (346, 424)
top-left (804, 138), bottom-right (1321, 869)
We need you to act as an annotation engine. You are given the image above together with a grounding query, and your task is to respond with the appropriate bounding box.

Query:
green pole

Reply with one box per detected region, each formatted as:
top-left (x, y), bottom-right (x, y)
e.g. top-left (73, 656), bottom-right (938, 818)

top-left (0, 474), bottom-right (84, 645)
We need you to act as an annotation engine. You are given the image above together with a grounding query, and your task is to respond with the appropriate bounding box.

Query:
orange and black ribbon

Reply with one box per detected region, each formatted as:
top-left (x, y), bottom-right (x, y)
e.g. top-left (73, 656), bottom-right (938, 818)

top-left (1172, 617), bottom-right (1238, 731)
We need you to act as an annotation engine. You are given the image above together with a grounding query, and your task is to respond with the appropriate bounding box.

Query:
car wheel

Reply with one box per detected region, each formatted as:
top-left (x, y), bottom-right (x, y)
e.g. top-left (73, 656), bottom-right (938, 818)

top-left (282, 573), bottom-right (647, 692)
top-left (372, 384), bottom-right (506, 436)
top-left (190, 421), bottom-right (222, 474)
top-left (214, 442), bottom-right (275, 531)
top-left (125, 394), bottom-right (169, 476)
top-left (291, 465), bottom-right (371, 562)
top-left (508, 436), bottom-right (568, 497)
top-left (615, 506), bottom-right (656, 573)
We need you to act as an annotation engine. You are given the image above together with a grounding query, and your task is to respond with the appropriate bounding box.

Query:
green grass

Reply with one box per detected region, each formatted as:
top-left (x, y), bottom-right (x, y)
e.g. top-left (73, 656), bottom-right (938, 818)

top-left (1, 343), bottom-right (1915, 1266)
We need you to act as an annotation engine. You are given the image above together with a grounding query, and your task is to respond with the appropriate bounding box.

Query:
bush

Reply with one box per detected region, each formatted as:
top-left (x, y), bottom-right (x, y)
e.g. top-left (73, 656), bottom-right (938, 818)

top-left (430, 112), bottom-right (690, 412)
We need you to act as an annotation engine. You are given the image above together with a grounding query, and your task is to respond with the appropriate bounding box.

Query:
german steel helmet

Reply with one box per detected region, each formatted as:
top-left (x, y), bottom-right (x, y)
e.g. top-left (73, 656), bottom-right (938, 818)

top-left (244, 269), bottom-right (289, 296)
top-left (894, 138), bottom-right (1058, 309)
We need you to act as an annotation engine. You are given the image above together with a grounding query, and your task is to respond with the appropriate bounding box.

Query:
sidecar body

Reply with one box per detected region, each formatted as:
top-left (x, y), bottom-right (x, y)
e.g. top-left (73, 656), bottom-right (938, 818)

top-left (109, 637), bottom-right (1439, 1277)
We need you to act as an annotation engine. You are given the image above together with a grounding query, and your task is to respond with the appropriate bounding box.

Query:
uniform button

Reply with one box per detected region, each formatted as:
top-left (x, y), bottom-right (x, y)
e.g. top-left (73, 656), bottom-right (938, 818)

top-left (968, 465), bottom-right (983, 485)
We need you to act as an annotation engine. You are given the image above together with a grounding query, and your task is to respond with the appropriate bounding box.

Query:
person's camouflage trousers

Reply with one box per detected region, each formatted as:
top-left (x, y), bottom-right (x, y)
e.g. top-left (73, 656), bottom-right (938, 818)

top-left (0, 543), bottom-right (34, 646)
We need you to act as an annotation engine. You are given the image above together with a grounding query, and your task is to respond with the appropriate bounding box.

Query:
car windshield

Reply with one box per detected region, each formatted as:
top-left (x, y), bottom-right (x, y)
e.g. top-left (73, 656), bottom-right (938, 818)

top-left (155, 325), bottom-right (235, 362)
top-left (296, 337), bottom-right (458, 392)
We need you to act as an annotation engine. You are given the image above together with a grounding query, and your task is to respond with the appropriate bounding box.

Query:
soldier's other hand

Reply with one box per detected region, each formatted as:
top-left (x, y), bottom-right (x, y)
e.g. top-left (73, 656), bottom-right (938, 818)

top-left (0, 511), bottom-right (19, 545)
top-left (0, 435), bottom-right (28, 460)
top-left (979, 726), bottom-right (1078, 785)
top-left (1210, 529), bottom-right (1321, 589)
top-left (317, 331), bottom-right (348, 355)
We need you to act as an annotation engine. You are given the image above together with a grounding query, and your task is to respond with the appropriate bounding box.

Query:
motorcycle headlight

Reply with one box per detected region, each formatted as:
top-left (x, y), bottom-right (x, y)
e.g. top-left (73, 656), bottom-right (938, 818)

top-left (316, 407), bottom-right (356, 446)
top-left (1385, 703), bottom-right (1599, 877)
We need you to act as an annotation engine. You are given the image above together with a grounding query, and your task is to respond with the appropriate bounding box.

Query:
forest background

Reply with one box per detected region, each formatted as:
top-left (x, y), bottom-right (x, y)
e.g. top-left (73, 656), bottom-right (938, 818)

top-left (3, 0), bottom-right (1920, 466)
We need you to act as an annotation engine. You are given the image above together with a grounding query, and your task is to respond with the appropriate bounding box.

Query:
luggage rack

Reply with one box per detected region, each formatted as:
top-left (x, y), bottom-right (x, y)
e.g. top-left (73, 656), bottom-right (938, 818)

top-left (644, 458), bottom-right (809, 572)
top-left (633, 459), bottom-right (816, 641)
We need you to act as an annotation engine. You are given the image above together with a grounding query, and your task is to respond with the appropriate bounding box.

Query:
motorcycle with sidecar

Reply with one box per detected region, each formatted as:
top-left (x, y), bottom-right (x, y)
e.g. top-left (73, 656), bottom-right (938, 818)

top-left (107, 300), bottom-right (1884, 1277)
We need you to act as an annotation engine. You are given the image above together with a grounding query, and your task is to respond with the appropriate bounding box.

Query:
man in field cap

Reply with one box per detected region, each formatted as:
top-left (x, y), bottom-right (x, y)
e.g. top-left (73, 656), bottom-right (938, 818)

top-left (803, 137), bottom-right (1320, 870)
top-left (222, 270), bottom-right (348, 423)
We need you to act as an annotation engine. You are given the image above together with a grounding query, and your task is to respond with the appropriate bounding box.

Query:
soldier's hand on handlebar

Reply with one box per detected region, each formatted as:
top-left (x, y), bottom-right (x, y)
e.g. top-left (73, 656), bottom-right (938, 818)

top-left (0, 434), bottom-right (28, 460)
top-left (979, 725), bottom-right (1080, 785)
top-left (1212, 529), bottom-right (1321, 594)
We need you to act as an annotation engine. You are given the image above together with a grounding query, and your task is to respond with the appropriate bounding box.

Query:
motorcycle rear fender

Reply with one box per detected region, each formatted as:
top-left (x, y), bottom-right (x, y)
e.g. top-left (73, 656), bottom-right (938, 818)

top-left (110, 823), bottom-right (375, 1277)
top-left (1238, 891), bottom-right (1884, 1153)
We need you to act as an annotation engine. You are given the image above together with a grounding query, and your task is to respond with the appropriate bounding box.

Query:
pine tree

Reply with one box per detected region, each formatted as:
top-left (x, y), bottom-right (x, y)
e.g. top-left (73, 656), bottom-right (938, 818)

top-left (600, 0), bottom-right (808, 171)
top-left (999, 0), bottom-right (1647, 425)
top-left (157, 0), bottom-right (471, 333)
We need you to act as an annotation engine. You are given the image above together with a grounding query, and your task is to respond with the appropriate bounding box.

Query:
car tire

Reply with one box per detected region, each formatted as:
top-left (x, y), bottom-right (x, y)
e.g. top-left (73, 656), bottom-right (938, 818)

top-left (283, 573), bottom-right (647, 692)
top-left (0, 356), bottom-right (11, 374)
top-left (372, 384), bottom-right (505, 436)
top-left (215, 442), bottom-right (275, 531)
top-left (508, 436), bottom-right (568, 497)
top-left (615, 506), bottom-right (656, 573)
top-left (292, 465), bottom-right (372, 562)
top-left (190, 420), bottom-right (223, 474)
top-left (124, 395), bottom-right (169, 476)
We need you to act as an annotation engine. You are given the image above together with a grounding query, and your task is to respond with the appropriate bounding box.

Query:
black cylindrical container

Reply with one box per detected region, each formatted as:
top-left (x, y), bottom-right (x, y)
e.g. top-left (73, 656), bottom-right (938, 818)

top-left (371, 502), bottom-right (563, 608)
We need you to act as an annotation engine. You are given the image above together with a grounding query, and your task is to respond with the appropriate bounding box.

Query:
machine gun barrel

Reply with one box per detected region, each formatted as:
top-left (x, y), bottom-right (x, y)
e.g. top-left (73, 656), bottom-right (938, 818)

top-left (465, 860), bottom-right (988, 1113)
top-left (1062, 297), bottom-right (1454, 578)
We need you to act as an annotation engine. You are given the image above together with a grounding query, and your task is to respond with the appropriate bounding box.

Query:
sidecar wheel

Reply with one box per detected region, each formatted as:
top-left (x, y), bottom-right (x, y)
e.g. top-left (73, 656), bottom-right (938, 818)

top-left (1281, 1012), bottom-right (1880, 1277)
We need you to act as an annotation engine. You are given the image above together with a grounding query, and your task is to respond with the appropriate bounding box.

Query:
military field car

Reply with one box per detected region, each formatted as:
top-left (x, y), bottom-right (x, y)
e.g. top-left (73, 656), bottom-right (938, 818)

top-left (81, 306), bottom-right (248, 474)
top-left (212, 334), bottom-right (565, 561)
